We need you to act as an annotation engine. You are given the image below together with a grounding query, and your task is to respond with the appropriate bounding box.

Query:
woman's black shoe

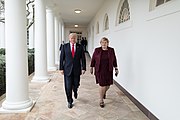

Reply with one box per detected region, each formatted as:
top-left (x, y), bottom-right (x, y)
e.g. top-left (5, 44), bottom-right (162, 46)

top-left (99, 101), bottom-right (104, 108)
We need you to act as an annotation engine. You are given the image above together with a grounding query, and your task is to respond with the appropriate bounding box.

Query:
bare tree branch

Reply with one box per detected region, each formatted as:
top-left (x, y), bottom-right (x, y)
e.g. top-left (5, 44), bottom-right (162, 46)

top-left (0, 0), bottom-right (5, 23)
top-left (27, 4), bottom-right (34, 30)
top-left (0, 18), bottom-right (4, 23)
top-left (26, 0), bottom-right (35, 30)
top-left (0, 0), bottom-right (35, 30)
top-left (26, 0), bottom-right (34, 17)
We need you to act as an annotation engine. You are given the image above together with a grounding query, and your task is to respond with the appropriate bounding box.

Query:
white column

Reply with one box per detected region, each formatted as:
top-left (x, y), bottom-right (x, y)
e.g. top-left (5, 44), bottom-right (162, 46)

top-left (46, 8), bottom-right (56, 71)
top-left (32, 0), bottom-right (49, 82)
top-left (55, 16), bottom-right (59, 65)
top-left (28, 24), bottom-right (34, 49)
top-left (0, 22), bottom-right (5, 48)
top-left (0, 0), bottom-right (33, 112)
top-left (62, 24), bottom-right (65, 42)
top-left (59, 21), bottom-right (62, 47)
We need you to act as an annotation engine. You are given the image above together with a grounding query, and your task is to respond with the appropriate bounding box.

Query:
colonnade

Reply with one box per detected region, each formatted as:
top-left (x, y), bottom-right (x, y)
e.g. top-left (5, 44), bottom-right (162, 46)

top-left (0, 0), bottom-right (64, 112)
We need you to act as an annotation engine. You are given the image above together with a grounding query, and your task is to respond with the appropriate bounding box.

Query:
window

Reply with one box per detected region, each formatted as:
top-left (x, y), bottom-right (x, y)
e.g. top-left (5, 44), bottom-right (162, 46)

top-left (156, 0), bottom-right (171, 7)
top-left (103, 13), bottom-right (109, 31)
top-left (118, 0), bottom-right (130, 24)
top-left (96, 22), bottom-right (99, 34)
top-left (115, 0), bottom-right (132, 31)
top-left (149, 0), bottom-right (172, 11)
top-left (147, 0), bottom-right (180, 21)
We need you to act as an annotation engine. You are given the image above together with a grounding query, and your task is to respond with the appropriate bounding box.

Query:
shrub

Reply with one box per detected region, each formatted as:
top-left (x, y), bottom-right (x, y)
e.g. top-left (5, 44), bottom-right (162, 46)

top-left (0, 48), bottom-right (35, 96)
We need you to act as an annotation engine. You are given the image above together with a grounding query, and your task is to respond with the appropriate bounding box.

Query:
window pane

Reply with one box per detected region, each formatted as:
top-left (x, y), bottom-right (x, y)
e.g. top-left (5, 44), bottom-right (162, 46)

top-left (118, 0), bottom-right (130, 24)
top-left (165, 0), bottom-right (171, 2)
top-left (105, 17), bottom-right (109, 30)
top-left (156, 0), bottom-right (165, 6)
top-left (96, 22), bottom-right (99, 34)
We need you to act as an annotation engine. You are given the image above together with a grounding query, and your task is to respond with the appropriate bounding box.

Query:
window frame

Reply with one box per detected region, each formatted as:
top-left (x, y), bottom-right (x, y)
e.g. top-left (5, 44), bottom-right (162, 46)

top-left (96, 21), bottom-right (99, 34)
top-left (147, 0), bottom-right (180, 21)
top-left (114, 0), bottom-right (132, 31)
top-left (103, 13), bottom-right (109, 31)
top-left (149, 0), bottom-right (172, 11)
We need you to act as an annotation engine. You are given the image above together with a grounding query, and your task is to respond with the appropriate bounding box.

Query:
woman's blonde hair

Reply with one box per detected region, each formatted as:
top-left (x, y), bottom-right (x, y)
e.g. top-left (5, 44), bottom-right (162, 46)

top-left (100, 37), bottom-right (109, 43)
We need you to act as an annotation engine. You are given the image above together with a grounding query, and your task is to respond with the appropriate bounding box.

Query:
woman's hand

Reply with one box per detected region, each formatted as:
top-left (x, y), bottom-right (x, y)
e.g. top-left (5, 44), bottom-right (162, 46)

top-left (90, 67), bottom-right (93, 74)
top-left (115, 67), bottom-right (119, 76)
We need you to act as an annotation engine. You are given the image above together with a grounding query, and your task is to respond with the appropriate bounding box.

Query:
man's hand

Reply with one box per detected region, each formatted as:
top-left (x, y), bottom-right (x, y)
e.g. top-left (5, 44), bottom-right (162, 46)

top-left (59, 70), bottom-right (64, 75)
top-left (90, 67), bottom-right (93, 74)
top-left (82, 70), bottom-right (86, 75)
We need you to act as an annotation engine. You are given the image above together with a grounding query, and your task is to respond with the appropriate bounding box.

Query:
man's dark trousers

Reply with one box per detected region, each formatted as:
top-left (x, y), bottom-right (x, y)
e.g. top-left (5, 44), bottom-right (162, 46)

top-left (64, 69), bottom-right (80, 104)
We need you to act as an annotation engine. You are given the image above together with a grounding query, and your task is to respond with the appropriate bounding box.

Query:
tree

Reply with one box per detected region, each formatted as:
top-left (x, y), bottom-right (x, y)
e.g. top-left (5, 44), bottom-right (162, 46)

top-left (26, 0), bottom-right (35, 30)
top-left (0, 0), bottom-right (4, 23)
top-left (0, 0), bottom-right (35, 30)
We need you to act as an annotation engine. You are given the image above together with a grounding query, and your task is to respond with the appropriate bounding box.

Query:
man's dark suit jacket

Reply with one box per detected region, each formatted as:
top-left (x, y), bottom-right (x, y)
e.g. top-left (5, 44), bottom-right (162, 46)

top-left (90, 47), bottom-right (117, 73)
top-left (60, 43), bottom-right (86, 76)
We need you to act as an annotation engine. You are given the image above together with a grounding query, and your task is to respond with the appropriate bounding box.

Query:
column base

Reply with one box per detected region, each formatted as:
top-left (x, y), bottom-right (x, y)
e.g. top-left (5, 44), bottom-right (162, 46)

top-left (31, 75), bottom-right (50, 83)
top-left (48, 66), bottom-right (57, 71)
top-left (0, 99), bottom-right (35, 113)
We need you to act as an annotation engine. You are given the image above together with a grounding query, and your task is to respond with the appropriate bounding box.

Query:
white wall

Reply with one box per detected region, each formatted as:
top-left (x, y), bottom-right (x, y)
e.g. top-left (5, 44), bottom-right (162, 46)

top-left (64, 27), bottom-right (88, 43)
top-left (88, 0), bottom-right (180, 120)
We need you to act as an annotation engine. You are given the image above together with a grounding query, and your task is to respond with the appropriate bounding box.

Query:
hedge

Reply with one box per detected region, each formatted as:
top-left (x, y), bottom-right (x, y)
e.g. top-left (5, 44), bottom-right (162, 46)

top-left (0, 48), bottom-right (34, 96)
top-left (0, 54), bottom-right (5, 96)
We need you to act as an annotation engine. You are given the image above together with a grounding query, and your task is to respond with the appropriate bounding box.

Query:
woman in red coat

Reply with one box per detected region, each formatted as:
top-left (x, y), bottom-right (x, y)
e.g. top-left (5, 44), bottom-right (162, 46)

top-left (90, 37), bottom-right (119, 108)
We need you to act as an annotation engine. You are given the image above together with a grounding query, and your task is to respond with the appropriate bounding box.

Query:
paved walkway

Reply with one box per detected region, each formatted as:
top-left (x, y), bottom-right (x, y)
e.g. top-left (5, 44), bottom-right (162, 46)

top-left (0, 54), bottom-right (149, 120)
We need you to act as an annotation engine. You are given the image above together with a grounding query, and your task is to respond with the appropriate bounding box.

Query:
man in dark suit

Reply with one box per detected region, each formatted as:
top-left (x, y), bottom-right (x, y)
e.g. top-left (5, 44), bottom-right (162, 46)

top-left (59, 33), bottom-right (86, 108)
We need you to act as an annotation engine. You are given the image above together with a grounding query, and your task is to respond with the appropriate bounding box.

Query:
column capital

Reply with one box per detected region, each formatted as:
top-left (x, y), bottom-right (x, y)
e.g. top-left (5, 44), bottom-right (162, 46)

top-left (46, 4), bottom-right (56, 13)
top-left (46, 8), bottom-right (54, 13)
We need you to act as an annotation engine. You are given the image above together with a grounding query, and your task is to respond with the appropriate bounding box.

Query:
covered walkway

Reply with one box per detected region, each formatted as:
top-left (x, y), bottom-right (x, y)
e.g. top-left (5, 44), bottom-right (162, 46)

top-left (0, 54), bottom-right (148, 120)
top-left (1, 0), bottom-right (180, 119)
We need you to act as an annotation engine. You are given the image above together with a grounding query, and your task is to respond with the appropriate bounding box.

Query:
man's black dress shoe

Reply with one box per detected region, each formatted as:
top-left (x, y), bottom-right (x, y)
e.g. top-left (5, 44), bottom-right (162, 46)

top-left (68, 102), bottom-right (73, 109)
top-left (74, 92), bottom-right (78, 99)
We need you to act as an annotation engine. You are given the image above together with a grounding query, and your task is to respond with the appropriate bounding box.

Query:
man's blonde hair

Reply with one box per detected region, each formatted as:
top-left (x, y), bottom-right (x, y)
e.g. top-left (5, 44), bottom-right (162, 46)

top-left (69, 33), bottom-right (77, 38)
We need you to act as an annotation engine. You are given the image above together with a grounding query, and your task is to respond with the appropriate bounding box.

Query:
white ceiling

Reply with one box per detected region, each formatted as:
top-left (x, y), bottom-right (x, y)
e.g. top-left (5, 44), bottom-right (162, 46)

top-left (46, 0), bottom-right (105, 27)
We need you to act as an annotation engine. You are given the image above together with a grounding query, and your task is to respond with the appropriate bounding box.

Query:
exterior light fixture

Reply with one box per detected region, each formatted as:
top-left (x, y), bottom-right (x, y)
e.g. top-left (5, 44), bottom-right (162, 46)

top-left (74, 9), bottom-right (81, 14)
